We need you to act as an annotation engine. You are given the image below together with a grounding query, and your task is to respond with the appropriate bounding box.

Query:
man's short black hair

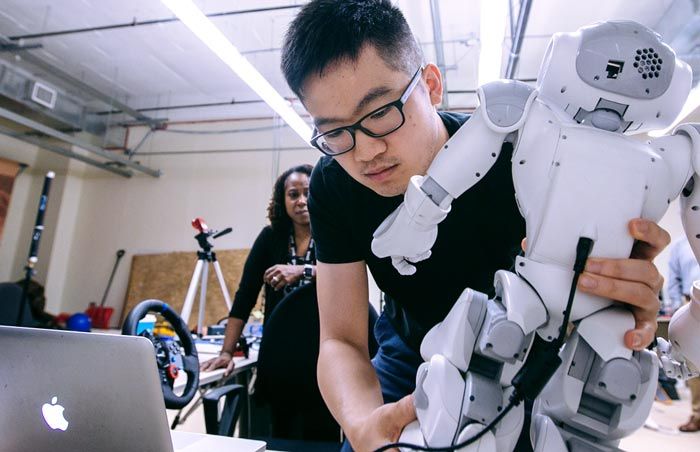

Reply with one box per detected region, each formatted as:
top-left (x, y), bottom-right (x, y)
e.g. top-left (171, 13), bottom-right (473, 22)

top-left (281, 0), bottom-right (423, 99)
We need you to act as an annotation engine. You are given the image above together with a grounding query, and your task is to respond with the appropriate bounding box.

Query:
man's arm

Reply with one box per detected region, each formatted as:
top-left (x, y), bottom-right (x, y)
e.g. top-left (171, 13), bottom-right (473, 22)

top-left (316, 261), bottom-right (415, 451)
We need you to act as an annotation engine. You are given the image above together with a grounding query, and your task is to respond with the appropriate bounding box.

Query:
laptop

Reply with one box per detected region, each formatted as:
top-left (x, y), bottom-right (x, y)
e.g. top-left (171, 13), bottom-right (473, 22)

top-left (0, 325), bottom-right (265, 452)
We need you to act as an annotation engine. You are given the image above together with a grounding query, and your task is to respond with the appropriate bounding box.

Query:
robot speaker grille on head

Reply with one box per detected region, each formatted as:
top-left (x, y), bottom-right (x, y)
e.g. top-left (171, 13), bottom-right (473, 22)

top-left (371, 20), bottom-right (700, 452)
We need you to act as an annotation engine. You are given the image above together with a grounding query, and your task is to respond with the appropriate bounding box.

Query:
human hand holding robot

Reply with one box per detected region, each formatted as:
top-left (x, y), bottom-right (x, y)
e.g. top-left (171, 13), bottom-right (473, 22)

top-left (371, 20), bottom-right (700, 452)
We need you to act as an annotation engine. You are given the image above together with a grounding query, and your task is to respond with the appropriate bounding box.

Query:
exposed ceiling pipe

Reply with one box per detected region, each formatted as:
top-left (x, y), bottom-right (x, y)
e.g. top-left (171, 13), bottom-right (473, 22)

top-left (0, 124), bottom-right (132, 178)
top-left (504, 0), bottom-right (534, 79)
top-left (0, 42), bottom-right (42, 52)
top-left (430, 0), bottom-right (449, 108)
top-left (140, 146), bottom-right (313, 156)
top-left (0, 106), bottom-right (161, 177)
top-left (95, 98), bottom-right (267, 117)
top-left (8, 5), bottom-right (303, 41)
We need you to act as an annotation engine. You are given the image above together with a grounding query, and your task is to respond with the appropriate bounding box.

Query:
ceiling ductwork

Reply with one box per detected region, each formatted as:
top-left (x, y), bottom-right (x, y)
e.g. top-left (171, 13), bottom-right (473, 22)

top-left (0, 60), bottom-right (116, 141)
top-left (0, 52), bottom-right (161, 177)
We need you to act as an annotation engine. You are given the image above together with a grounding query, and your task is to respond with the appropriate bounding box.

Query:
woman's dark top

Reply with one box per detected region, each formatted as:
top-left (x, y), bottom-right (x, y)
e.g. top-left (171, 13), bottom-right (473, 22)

top-left (228, 225), bottom-right (316, 322)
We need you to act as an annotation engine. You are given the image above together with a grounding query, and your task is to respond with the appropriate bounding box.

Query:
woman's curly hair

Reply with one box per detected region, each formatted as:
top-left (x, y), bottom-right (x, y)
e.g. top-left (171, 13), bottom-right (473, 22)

top-left (267, 164), bottom-right (313, 234)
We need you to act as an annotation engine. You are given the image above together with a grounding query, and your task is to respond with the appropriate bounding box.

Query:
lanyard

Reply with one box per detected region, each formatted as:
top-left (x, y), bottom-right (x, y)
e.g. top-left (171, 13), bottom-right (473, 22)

top-left (288, 233), bottom-right (315, 265)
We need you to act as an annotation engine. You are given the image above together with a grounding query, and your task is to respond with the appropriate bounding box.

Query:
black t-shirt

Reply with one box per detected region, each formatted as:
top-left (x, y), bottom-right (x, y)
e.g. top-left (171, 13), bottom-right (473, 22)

top-left (308, 111), bottom-right (526, 352)
top-left (228, 225), bottom-right (316, 323)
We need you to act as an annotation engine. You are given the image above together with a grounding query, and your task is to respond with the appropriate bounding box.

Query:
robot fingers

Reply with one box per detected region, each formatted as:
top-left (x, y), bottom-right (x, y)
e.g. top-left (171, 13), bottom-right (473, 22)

top-left (406, 250), bottom-right (432, 264)
top-left (392, 256), bottom-right (417, 276)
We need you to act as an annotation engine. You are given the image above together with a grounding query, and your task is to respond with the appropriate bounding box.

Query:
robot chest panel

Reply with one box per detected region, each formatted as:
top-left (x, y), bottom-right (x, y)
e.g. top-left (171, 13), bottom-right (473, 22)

top-left (517, 125), bottom-right (661, 263)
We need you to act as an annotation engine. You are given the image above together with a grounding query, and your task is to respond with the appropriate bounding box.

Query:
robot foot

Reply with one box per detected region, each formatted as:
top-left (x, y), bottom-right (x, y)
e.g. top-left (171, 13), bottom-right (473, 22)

top-left (398, 421), bottom-right (426, 452)
top-left (532, 414), bottom-right (622, 452)
top-left (398, 421), bottom-right (497, 452)
top-left (453, 423), bottom-right (497, 452)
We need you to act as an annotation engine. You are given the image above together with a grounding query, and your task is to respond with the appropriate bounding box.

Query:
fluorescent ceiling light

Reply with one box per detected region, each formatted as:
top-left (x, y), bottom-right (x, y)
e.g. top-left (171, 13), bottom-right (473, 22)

top-left (648, 86), bottom-right (700, 137)
top-left (161, 0), bottom-right (312, 142)
top-left (478, 0), bottom-right (509, 85)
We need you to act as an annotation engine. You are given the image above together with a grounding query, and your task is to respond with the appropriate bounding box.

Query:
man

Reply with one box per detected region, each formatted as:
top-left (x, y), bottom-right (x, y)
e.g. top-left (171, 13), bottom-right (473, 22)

top-left (666, 237), bottom-right (700, 432)
top-left (281, 1), bottom-right (668, 450)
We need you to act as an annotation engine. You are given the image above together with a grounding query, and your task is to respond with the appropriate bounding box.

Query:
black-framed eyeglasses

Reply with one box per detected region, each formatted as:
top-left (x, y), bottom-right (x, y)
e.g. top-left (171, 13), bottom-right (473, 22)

top-left (310, 67), bottom-right (424, 156)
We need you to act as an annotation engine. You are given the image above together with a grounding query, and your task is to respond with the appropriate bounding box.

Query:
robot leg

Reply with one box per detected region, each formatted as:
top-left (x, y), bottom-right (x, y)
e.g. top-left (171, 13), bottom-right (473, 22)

top-left (405, 352), bottom-right (524, 452)
top-left (407, 275), bottom-right (545, 450)
top-left (531, 307), bottom-right (657, 451)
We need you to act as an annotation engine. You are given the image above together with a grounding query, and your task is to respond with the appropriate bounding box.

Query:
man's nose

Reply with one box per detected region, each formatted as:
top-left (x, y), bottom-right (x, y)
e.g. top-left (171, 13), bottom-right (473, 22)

top-left (353, 130), bottom-right (387, 162)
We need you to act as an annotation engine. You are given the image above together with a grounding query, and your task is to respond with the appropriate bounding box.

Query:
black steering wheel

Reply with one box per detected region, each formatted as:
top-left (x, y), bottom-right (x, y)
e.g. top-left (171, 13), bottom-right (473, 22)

top-left (122, 299), bottom-right (199, 409)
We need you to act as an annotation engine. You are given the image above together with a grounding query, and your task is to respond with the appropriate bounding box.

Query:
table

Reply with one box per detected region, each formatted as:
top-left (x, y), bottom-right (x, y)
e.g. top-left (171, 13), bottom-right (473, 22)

top-left (171, 430), bottom-right (265, 452)
top-left (171, 343), bottom-right (258, 436)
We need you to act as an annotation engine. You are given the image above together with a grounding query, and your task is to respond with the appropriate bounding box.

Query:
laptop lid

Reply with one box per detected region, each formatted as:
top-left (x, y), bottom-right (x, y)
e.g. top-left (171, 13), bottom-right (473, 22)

top-left (0, 326), bottom-right (174, 452)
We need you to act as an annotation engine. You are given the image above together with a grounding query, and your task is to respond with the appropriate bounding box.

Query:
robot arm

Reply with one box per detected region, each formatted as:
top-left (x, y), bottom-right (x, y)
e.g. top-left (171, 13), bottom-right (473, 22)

top-left (654, 123), bottom-right (700, 379)
top-left (371, 81), bottom-right (538, 275)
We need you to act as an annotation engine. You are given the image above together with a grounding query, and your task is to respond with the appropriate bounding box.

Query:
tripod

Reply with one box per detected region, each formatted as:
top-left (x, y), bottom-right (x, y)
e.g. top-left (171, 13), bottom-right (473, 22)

top-left (181, 218), bottom-right (233, 336)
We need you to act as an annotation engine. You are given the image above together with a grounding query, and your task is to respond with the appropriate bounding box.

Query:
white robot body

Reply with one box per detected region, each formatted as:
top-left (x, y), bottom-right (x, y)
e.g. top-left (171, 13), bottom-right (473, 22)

top-left (513, 98), bottom-right (679, 342)
top-left (371, 20), bottom-right (700, 452)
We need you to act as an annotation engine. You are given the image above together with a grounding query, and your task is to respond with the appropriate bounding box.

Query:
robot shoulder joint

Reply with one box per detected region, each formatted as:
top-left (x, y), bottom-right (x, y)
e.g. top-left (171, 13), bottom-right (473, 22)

top-left (478, 80), bottom-right (538, 133)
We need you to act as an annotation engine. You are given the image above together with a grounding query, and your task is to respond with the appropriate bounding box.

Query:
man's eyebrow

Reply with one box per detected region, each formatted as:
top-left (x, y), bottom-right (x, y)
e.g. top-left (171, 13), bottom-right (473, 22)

top-left (314, 85), bottom-right (394, 129)
top-left (352, 86), bottom-right (393, 116)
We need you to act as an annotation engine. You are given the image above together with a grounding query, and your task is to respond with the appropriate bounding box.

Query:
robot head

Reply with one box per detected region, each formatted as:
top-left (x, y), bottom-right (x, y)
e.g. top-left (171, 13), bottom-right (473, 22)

top-left (536, 21), bottom-right (692, 134)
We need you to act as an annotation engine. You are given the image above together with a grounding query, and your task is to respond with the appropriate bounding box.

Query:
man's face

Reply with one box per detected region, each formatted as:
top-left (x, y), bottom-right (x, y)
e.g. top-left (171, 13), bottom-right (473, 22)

top-left (302, 45), bottom-right (445, 197)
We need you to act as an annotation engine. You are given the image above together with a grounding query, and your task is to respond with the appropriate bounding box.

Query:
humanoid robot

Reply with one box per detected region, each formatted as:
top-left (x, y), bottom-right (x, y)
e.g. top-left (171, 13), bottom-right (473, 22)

top-left (371, 21), bottom-right (700, 452)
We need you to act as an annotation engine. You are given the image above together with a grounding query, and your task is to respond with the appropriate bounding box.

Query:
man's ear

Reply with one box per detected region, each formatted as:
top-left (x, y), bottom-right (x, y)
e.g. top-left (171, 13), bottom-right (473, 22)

top-left (423, 63), bottom-right (444, 107)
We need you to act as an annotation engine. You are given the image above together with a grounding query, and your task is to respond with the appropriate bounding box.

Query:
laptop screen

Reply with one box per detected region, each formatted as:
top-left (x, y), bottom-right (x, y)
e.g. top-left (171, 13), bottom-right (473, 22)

top-left (0, 326), bottom-right (174, 452)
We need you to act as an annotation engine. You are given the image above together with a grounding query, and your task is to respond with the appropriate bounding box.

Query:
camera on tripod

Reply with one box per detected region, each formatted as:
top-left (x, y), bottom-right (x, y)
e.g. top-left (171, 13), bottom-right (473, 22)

top-left (191, 217), bottom-right (232, 254)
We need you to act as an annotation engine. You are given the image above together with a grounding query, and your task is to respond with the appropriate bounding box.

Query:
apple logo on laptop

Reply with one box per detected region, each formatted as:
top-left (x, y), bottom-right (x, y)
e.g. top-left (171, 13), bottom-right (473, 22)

top-left (42, 396), bottom-right (69, 431)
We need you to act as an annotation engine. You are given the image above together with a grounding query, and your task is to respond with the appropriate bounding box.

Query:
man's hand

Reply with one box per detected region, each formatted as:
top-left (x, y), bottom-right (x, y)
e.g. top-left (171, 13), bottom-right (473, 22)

top-left (349, 395), bottom-right (417, 452)
top-left (576, 218), bottom-right (669, 350)
top-left (264, 264), bottom-right (303, 291)
top-left (200, 351), bottom-right (236, 377)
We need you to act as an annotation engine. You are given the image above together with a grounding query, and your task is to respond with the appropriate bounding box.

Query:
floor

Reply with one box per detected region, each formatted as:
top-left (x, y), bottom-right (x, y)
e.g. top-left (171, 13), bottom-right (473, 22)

top-left (168, 385), bottom-right (700, 451)
top-left (619, 384), bottom-right (700, 451)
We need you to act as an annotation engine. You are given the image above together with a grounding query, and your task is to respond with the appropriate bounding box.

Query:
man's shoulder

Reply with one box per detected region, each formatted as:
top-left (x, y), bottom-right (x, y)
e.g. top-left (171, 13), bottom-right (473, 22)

top-left (438, 111), bottom-right (470, 136)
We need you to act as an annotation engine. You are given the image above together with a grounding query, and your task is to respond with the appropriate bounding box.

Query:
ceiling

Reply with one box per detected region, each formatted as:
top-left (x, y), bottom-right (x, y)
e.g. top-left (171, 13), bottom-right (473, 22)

top-left (0, 0), bottom-right (698, 136)
top-left (0, 0), bottom-right (695, 120)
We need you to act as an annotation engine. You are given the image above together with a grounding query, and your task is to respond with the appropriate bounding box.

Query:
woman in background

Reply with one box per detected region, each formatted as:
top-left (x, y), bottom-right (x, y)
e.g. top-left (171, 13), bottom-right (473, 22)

top-left (200, 164), bottom-right (316, 376)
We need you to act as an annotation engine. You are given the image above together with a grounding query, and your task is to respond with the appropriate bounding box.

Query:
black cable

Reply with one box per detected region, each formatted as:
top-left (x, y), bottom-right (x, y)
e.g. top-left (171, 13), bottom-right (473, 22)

top-left (373, 237), bottom-right (595, 452)
top-left (557, 237), bottom-right (594, 346)
top-left (373, 399), bottom-right (518, 452)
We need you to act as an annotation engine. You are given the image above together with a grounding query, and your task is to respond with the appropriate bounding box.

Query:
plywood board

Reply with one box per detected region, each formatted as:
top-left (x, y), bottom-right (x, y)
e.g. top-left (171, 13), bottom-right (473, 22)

top-left (121, 249), bottom-right (262, 330)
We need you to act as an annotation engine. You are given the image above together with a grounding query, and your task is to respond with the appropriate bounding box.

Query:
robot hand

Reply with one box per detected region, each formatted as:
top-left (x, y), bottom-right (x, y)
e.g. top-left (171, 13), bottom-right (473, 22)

top-left (656, 283), bottom-right (700, 380)
top-left (372, 175), bottom-right (450, 275)
top-left (657, 337), bottom-right (697, 380)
